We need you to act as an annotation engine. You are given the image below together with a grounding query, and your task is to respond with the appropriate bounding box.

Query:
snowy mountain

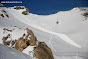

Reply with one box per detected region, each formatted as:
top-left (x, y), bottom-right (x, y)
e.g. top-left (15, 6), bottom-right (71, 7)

top-left (0, 5), bottom-right (88, 59)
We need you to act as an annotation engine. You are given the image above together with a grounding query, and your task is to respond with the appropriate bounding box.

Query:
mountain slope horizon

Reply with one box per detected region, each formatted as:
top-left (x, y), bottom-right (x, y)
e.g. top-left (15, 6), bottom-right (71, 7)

top-left (0, 5), bottom-right (88, 59)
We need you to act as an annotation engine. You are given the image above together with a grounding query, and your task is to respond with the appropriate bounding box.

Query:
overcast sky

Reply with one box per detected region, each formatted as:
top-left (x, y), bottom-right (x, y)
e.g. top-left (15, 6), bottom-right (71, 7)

top-left (1, 0), bottom-right (88, 15)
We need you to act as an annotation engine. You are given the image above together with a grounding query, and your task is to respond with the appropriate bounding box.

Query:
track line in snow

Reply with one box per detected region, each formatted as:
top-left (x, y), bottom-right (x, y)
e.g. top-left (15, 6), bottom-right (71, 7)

top-left (49, 34), bottom-right (57, 52)
top-left (11, 11), bottom-right (82, 48)
top-left (35, 25), bottom-right (82, 48)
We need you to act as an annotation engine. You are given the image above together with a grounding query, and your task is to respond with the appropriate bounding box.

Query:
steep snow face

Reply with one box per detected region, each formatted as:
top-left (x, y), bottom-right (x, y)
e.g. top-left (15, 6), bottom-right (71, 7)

top-left (0, 7), bottom-right (88, 59)
top-left (0, 44), bottom-right (33, 59)
top-left (6, 7), bottom-right (82, 48)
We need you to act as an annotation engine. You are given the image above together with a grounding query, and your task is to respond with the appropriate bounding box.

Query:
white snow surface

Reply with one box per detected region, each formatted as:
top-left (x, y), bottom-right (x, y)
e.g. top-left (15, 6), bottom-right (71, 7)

top-left (22, 46), bottom-right (35, 57)
top-left (0, 7), bottom-right (88, 59)
top-left (0, 44), bottom-right (33, 59)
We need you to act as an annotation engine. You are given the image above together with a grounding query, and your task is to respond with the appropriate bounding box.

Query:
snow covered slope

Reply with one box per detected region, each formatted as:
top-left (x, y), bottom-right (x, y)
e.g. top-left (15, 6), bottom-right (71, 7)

top-left (0, 44), bottom-right (33, 59)
top-left (0, 6), bottom-right (88, 59)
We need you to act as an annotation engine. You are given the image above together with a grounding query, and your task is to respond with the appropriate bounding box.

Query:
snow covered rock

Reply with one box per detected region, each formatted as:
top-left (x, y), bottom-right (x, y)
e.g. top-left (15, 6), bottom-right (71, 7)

top-left (26, 8), bottom-right (30, 13)
top-left (0, 9), bottom-right (9, 18)
top-left (14, 6), bottom-right (25, 10)
top-left (1, 27), bottom-right (54, 59)
top-left (82, 12), bottom-right (88, 20)
top-left (22, 8), bottom-right (30, 15)
top-left (0, 14), bottom-right (4, 17)
top-left (22, 11), bottom-right (29, 15)
top-left (0, 3), bottom-right (4, 7)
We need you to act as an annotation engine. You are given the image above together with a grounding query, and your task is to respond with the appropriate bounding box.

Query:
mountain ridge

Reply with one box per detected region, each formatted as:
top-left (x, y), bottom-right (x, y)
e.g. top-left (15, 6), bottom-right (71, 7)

top-left (0, 6), bottom-right (88, 59)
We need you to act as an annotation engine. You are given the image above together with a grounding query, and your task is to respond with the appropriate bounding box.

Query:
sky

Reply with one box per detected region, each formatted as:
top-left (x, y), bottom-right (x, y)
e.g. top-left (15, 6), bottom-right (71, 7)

top-left (0, 0), bottom-right (88, 15)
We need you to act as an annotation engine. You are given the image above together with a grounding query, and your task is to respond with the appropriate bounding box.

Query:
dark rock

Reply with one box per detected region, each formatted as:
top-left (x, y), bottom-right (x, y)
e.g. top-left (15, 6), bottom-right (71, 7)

top-left (0, 14), bottom-right (4, 17)
top-left (34, 42), bottom-right (54, 59)
top-left (22, 11), bottom-right (29, 15)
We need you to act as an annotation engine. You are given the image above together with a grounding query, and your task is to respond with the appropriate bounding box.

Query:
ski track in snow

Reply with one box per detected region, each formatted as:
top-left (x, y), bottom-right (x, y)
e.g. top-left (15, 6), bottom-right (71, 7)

top-left (11, 10), bottom-right (81, 48)
top-left (49, 34), bottom-right (57, 52)
top-left (0, 7), bottom-right (88, 59)
top-left (31, 25), bottom-right (81, 48)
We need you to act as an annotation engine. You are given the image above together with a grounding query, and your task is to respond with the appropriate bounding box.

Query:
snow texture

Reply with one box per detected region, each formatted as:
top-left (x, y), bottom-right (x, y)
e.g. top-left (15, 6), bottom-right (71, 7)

top-left (0, 44), bottom-right (33, 59)
top-left (0, 7), bottom-right (88, 59)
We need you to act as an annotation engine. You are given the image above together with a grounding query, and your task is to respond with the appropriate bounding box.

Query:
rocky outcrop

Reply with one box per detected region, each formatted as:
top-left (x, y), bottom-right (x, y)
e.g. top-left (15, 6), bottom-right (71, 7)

top-left (26, 28), bottom-right (34, 36)
top-left (14, 38), bottom-right (30, 51)
top-left (26, 8), bottom-right (30, 13)
top-left (30, 35), bottom-right (37, 46)
top-left (2, 27), bottom-right (54, 59)
top-left (13, 6), bottom-right (30, 15)
top-left (14, 6), bottom-right (25, 10)
top-left (22, 11), bottom-right (29, 15)
top-left (0, 14), bottom-right (4, 17)
top-left (2, 10), bottom-right (9, 18)
top-left (78, 7), bottom-right (88, 11)
top-left (2, 34), bottom-right (11, 46)
top-left (0, 3), bottom-right (5, 7)
top-left (22, 8), bottom-right (30, 15)
top-left (3, 28), bottom-right (12, 32)
top-left (56, 21), bottom-right (59, 24)
top-left (26, 28), bottom-right (37, 46)
top-left (83, 12), bottom-right (88, 17)
top-left (0, 9), bottom-right (9, 18)
top-left (82, 12), bottom-right (88, 20)
top-left (34, 42), bottom-right (54, 59)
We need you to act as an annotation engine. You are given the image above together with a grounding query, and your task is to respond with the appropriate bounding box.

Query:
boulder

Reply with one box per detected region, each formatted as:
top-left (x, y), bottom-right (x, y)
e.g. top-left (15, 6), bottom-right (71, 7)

top-left (83, 12), bottom-right (88, 17)
top-left (30, 35), bottom-right (37, 46)
top-left (34, 42), bottom-right (54, 59)
top-left (0, 14), bottom-right (4, 17)
top-left (2, 37), bottom-right (10, 46)
top-left (26, 8), bottom-right (30, 13)
top-left (82, 12), bottom-right (88, 20)
top-left (15, 38), bottom-right (30, 51)
top-left (22, 11), bottom-right (29, 15)
top-left (26, 28), bottom-right (34, 39)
